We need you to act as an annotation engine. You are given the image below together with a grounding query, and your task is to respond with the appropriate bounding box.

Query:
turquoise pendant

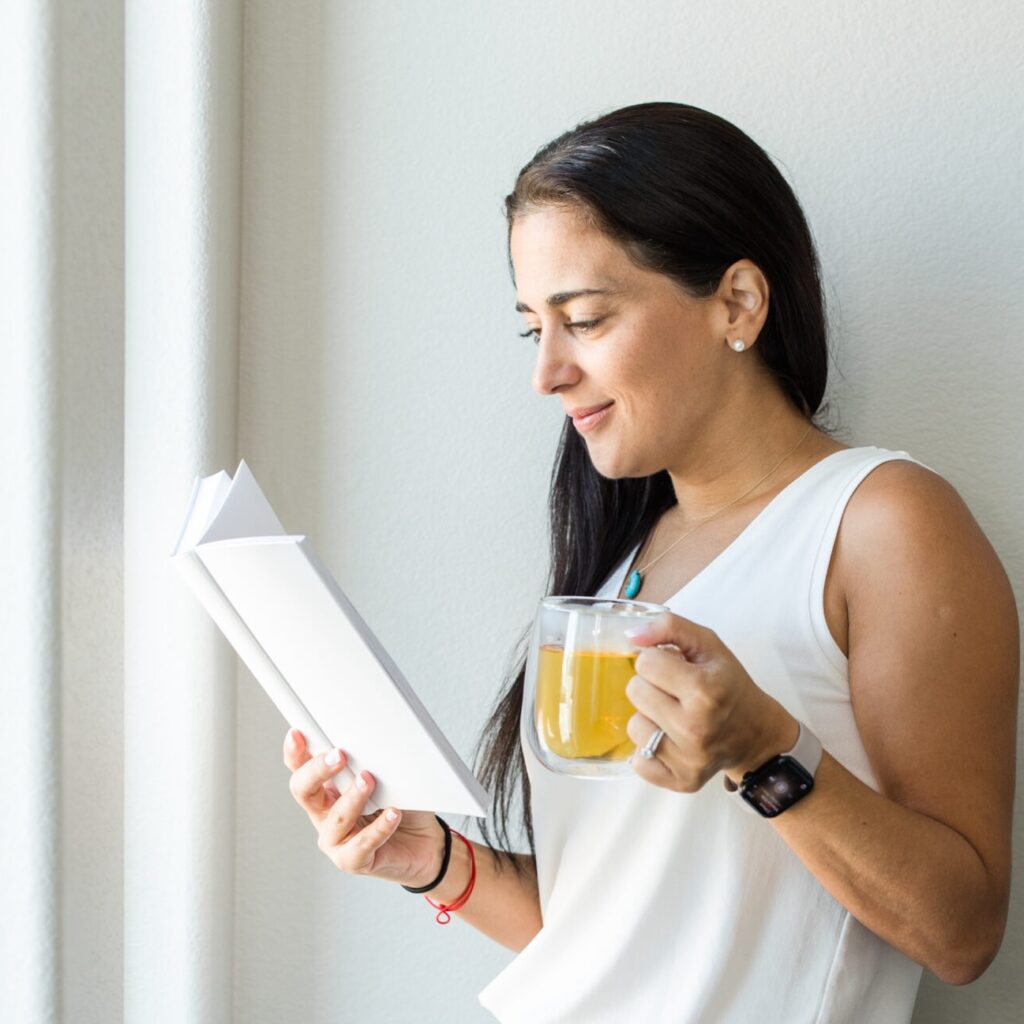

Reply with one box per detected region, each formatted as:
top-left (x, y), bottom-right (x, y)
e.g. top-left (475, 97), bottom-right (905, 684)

top-left (624, 569), bottom-right (642, 599)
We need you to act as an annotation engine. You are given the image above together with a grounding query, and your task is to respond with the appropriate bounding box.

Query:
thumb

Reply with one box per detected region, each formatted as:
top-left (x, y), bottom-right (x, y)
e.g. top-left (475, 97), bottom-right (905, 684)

top-left (624, 611), bottom-right (713, 662)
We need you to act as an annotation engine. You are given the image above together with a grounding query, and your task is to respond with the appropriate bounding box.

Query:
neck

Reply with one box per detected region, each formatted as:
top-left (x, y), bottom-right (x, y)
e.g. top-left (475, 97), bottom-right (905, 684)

top-left (665, 382), bottom-right (818, 523)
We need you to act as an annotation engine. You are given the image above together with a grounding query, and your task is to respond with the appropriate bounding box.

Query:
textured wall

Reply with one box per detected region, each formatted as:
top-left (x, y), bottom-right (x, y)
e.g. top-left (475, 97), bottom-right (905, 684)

top-left (236, 2), bottom-right (1023, 1021)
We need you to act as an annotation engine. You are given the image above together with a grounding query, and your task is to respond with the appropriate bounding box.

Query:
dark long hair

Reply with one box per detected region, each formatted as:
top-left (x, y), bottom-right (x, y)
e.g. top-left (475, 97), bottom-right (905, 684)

top-left (470, 101), bottom-right (834, 878)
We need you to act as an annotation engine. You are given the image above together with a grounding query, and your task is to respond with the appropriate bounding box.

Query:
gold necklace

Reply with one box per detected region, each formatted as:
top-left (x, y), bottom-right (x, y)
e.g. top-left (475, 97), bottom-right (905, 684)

top-left (621, 422), bottom-right (814, 600)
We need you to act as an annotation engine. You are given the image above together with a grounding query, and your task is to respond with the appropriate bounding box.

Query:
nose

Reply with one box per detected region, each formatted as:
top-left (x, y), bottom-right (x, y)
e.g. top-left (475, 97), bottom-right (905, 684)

top-left (530, 327), bottom-right (580, 397)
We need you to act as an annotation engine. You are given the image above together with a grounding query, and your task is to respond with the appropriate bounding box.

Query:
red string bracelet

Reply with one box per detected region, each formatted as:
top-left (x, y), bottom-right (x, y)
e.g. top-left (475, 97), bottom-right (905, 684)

top-left (424, 829), bottom-right (476, 924)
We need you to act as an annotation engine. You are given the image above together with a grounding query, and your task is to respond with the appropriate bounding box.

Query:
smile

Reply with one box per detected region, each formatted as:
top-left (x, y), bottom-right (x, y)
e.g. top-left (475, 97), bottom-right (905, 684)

top-left (572, 402), bottom-right (614, 432)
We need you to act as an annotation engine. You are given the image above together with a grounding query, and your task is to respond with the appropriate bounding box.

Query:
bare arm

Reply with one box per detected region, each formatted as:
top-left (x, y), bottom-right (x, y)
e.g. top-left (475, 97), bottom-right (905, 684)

top-left (723, 462), bottom-right (1018, 984)
top-left (406, 829), bottom-right (542, 952)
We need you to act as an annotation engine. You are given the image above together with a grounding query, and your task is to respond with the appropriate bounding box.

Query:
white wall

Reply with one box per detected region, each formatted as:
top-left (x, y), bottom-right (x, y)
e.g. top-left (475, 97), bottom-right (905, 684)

top-left (235, 2), bottom-right (1023, 1021)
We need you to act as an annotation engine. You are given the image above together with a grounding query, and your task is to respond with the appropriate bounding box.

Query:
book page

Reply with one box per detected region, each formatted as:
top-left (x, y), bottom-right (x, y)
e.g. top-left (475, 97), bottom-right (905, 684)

top-left (197, 460), bottom-right (287, 545)
top-left (170, 471), bottom-right (232, 556)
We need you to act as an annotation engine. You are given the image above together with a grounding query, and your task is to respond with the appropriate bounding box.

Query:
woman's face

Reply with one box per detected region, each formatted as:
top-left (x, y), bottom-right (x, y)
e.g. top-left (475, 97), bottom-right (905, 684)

top-left (510, 204), bottom-right (735, 480)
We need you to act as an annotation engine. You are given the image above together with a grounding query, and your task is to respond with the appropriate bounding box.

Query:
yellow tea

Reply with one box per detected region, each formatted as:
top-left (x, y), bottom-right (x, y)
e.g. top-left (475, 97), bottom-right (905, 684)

top-left (535, 643), bottom-right (638, 760)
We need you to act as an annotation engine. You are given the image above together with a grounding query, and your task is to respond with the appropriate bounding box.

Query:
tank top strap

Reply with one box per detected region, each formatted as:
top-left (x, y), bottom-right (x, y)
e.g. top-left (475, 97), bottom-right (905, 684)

top-left (804, 446), bottom-right (932, 674)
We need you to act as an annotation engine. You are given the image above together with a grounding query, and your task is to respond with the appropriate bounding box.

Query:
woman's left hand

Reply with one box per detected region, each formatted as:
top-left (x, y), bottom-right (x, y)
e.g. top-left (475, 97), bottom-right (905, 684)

top-left (625, 611), bottom-right (798, 792)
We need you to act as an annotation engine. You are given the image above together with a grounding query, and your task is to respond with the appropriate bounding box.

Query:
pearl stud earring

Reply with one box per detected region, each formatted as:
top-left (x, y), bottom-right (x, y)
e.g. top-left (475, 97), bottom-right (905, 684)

top-left (730, 338), bottom-right (746, 352)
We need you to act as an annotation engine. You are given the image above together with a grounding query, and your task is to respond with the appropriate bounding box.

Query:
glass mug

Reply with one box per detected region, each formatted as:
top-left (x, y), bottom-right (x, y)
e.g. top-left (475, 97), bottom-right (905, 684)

top-left (522, 596), bottom-right (670, 778)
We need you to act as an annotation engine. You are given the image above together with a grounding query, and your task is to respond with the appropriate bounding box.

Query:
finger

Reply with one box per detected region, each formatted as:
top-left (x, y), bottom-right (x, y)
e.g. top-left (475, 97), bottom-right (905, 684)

top-left (284, 731), bottom-right (342, 802)
top-left (283, 728), bottom-right (311, 771)
top-left (329, 803), bottom-right (403, 875)
top-left (625, 709), bottom-right (674, 765)
top-left (632, 645), bottom-right (701, 695)
top-left (627, 675), bottom-right (679, 739)
top-left (626, 672), bottom-right (680, 725)
top-left (630, 737), bottom-right (677, 784)
top-left (319, 770), bottom-right (390, 859)
top-left (289, 747), bottom-right (350, 823)
top-left (626, 611), bottom-right (716, 662)
top-left (626, 711), bottom-right (709, 792)
top-left (625, 708), bottom-right (662, 748)
top-left (630, 664), bottom-right (729, 758)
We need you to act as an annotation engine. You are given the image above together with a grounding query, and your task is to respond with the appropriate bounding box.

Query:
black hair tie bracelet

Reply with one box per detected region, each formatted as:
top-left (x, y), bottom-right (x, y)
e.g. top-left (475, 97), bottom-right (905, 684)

top-left (401, 815), bottom-right (452, 894)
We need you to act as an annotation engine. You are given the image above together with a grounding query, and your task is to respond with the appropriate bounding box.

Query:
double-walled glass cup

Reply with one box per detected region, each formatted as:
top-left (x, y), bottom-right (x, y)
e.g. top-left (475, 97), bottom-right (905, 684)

top-left (522, 596), bottom-right (670, 778)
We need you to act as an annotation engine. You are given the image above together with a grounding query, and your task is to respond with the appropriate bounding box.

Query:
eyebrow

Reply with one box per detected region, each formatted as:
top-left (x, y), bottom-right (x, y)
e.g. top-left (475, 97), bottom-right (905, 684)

top-left (514, 287), bottom-right (621, 314)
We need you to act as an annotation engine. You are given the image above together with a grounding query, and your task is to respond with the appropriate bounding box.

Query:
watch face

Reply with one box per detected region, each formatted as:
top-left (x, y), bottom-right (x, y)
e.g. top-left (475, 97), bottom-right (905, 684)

top-left (740, 755), bottom-right (814, 817)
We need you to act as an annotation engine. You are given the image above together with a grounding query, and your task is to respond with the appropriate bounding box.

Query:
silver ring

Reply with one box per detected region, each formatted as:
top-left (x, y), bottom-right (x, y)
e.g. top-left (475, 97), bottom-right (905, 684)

top-left (639, 728), bottom-right (665, 760)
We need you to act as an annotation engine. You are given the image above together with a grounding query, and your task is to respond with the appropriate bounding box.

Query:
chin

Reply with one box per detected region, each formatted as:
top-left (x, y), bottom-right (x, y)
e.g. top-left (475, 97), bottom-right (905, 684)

top-left (586, 449), bottom-right (650, 482)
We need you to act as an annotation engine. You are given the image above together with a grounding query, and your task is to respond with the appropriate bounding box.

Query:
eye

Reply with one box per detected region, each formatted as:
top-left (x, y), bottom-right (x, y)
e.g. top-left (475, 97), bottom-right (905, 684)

top-left (518, 319), bottom-right (603, 344)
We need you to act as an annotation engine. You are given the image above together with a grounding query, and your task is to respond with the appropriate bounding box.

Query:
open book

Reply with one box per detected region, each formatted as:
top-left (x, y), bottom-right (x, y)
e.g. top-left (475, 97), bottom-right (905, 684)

top-left (171, 460), bottom-right (490, 819)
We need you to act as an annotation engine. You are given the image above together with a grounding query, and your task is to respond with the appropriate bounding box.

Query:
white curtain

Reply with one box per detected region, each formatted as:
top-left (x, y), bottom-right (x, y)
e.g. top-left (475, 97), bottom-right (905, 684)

top-left (1, 2), bottom-right (243, 1020)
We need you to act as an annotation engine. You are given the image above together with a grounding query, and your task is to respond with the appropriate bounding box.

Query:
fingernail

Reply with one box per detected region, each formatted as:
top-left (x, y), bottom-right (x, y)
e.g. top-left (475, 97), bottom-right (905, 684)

top-left (625, 626), bottom-right (650, 638)
top-left (356, 773), bottom-right (368, 790)
top-left (385, 809), bottom-right (398, 822)
top-left (325, 748), bottom-right (341, 766)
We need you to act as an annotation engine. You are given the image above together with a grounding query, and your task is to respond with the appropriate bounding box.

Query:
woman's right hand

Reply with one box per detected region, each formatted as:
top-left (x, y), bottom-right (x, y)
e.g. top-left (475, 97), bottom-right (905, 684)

top-left (283, 728), bottom-right (446, 888)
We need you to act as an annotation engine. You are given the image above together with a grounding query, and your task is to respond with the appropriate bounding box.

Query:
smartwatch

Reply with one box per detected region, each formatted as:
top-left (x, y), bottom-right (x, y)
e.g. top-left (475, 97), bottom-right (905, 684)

top-left (737, 720), bottom-right (822, 818)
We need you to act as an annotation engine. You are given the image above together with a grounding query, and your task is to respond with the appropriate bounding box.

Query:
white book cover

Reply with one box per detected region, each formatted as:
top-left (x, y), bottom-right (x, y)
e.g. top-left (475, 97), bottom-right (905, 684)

top-left (170, 459), bottom-right (491, 819)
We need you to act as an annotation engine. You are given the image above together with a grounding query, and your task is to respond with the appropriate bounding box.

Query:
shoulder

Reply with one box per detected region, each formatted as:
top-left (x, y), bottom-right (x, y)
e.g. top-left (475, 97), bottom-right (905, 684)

top-left (834, 456), bottom-right (1011, 608)
top-left (844, 455), bottom-right (964, 528)
top-left (832, 454), bottom-right (1018, 787)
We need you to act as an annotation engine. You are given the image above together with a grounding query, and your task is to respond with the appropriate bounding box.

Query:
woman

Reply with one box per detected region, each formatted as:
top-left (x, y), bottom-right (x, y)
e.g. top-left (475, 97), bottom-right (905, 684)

top-left (283, 102), bottom-right (1018, 1022)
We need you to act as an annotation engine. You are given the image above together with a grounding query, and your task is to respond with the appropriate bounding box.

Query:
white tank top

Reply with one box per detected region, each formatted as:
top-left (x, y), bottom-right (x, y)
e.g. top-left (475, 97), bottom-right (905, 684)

top-left (478, 446), bottom-right (928, 1023)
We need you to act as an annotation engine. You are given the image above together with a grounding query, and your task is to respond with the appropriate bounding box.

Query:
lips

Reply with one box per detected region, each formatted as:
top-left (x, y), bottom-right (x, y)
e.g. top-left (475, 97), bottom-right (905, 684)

top-left (571, 402), bottom-right (614, 433)
top-left (569, 401), bottom-right (614, 421)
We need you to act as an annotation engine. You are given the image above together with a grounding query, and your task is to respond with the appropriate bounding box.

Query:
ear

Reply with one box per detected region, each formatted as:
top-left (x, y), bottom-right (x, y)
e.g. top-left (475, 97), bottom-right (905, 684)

top-left (717, 260), bottom-right (770, 346)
